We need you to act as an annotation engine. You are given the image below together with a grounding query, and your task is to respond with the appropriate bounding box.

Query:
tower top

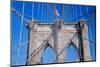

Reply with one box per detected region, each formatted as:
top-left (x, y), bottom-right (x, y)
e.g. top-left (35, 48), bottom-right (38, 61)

top-left (26, 20), bottom-right (39, 29)
top-left (79, 19), bottom-right (88, 24)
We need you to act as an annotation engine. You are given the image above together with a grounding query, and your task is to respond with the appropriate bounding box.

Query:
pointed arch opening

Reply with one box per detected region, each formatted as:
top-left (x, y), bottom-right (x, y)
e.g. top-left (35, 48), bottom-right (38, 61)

top-left (64, 42), bottom-right (80, 62)
top-left (40, 43), bottom-right (56, 64)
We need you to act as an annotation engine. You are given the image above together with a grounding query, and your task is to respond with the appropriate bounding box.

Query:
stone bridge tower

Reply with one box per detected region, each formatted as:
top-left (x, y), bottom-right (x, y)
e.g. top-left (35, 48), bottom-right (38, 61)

top-left (26, 20), bottom-right (91, 65)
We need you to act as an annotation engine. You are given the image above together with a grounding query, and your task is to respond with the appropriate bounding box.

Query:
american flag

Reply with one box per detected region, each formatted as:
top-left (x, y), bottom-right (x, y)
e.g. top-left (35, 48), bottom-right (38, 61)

top-left (54, 9), bottom-right (60, 17)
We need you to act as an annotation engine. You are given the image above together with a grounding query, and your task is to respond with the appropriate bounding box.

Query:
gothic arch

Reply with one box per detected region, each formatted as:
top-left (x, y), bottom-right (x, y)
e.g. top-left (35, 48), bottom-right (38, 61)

top-left (40, 43), bottom-right (56, 64)
top-left (71, 41), bottom-right (81, 60)
top-left (64, 41), bottom-right (80, 62)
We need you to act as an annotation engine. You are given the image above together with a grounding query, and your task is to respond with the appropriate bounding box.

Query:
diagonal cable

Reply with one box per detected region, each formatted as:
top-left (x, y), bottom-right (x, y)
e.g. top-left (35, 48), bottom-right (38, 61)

top-left (12, 8), bottom-right (29, 23)
top-left (16, 2), bottom-right (25, 64)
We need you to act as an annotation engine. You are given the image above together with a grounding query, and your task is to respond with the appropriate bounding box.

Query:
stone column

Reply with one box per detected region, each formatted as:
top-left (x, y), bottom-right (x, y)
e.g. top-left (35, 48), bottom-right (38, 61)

top-left (52, 20), bottom-right (66, 63)
top-left (79, 20), bottom-right (91, 61)
top-left (27, 20), bottom-right (43, 65)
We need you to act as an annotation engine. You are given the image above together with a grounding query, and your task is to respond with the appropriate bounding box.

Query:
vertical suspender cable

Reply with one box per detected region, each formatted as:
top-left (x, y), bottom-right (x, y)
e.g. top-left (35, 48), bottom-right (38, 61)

top-left (46, 3), bottom-right (48, 24)
top-left (53, 4), bottom-right (58, 21)
top-left (79, 5), bottom-right (82, 17)
top-left (44, 3), bottom-right (46, 24)
top-left (68, 5), bottom-right (70, 22)
top-left (71, 5), bottom-right (72, 22)
top-left (88, 8), bottom-right (95, 60)
top-left (44, 3), bottom-right (47, 24)
top-left (41, 3), bottom-right (43, 23)
top-left (48, 3), bottom-right (53, 24)
top-left (16, 2), bottom-right (25, 64)
top-left (63, 4), bottom-right (65, 22)
top-left (72, 5), bottom-right (74, 22)
top-left (32, 2), bottom-right (34, 21)
top-left (65, 5), bottom-right (69, 22)
top-left (61, 4), bottom-right (64, 20)
top-left (68, 5), bottom-right (71, 22)
top-left (43, 3), bottom-right (45, 24)
top-left (89, 20), bottom-right (93, 59)
top-left (51, 3), bottom-right (56, 22)
top-left (38, 3), bottom-right (40, 21)
top-left (86, 6), bottom-right (89, 13)
top-left (75, 5), bottom-right (77, 21)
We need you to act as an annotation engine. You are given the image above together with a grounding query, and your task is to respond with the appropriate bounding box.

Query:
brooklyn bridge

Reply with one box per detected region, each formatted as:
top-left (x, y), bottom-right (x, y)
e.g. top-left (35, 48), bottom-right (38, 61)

top-left (11, 1), bottom-right (96, 66)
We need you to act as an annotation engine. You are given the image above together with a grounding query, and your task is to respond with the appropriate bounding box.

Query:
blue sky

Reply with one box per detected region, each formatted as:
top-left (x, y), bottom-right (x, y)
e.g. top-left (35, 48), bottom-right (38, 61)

top-left (11, 0), bottom-right (96, 65)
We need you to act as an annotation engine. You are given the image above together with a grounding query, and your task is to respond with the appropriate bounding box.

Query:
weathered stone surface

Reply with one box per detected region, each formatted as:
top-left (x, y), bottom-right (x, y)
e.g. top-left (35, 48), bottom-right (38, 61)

top-left (26, 20), bottom-right (91, 65)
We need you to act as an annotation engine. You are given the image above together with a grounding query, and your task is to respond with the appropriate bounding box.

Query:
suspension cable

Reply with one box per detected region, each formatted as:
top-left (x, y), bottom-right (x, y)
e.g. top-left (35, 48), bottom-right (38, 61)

top-left (12, 8), bottom-right (32, 19)
top-left (12, 8), bottom-right (29, 23)
top-left (46, 3), bottom-right (48, 23)
top-left (27, 33), bottom-right (53, 62)
top-left (73, 9), bottom-right (95, 22)
top-left (86, 6), bottom-right (89, 13)
top-left (37, 3), bottom-right (40, 21)
top-left (61, 4), bottom-right (64, 20)
top-left (79, 5), bottom-right (82, 16)
top-left (41, 3), bottom-right (43, 23)
top-left (71, 5), bottom-right (74, 22)
top-left (32, 2), bottom-right (34, 21)
top-left (12, 41), bottom-right (28, 50)
top-left (16, 2), bottom-right (25, 64)
top-left (64, 5), bottom-right (68, 22)
top-left (75, 5), bottom-right (77, 21)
